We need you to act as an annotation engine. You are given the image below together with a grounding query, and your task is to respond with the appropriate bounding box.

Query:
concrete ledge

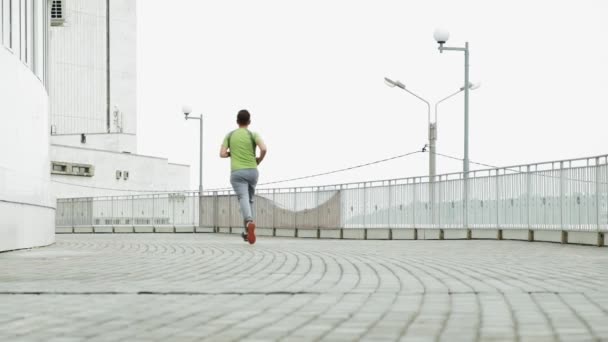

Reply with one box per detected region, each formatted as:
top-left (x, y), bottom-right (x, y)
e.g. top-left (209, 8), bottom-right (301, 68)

top-left (114, 226), bottom-right (134, 233)
top-left (533, 230), bottom-right (564, 243)
top-left (257, 228), bottom-right (274, 236)
top-left (442, 229), bottom-right (468, 240)
top-left (419, 229), bottom-right (442, 240)
top-left (502, 229), bottom-right (531, 241)
top-left (134, 226), bottom-right (154, 233)
top-left (297, 229), bottom-right (319, 239)
top-left (196, 227), bottom-right (215, 233)
top-left (366, 228), bottom-right (391, 240)
top-left (343, 229), bottom-right (366, 240)
top-left (94, 226), bottom-right (114, 234)
top-left (567, 231), bottom-right (602, 246)
top-left (391, 229), bottom-right (416, 240)
top-left (174, 226), bottom-right (194, 233)
top-left (275, 228), bottom-right (296, 237)
top-left (320, 229), bottom-right (342, 239)
top-left (218, 227), bottom-right (231, 234)
top-left (56, 227), bottom-right (73, 234)
top-left (73, 226), bottom-right (94, 234)
top-left (471, 229), bottom-right (500, 240)
top-left (154, 226), bottom-right (174, 233)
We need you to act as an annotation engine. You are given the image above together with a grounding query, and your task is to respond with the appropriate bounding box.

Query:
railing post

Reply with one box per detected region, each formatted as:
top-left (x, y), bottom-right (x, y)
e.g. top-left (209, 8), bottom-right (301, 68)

top-left (131, 195), bottom-right (135, 227)
top-left (413, 178), bottom-right (417, 229)
top-left (111, 196), bottom-right (115, 233)
top-left (560, 161), bottom-right (565, 230)
top-left (316, 187), bottom-right (320, 229)
top-left (596, 157), bottom-right (601, 232)
top-left (152, 194), bottom-right (156, 231)
top-left (363, 182), bottom-right (367, 229)
top-left (213, 191), bottom-right (218, 231)
top-left (293, 188), bottom-right (298, 230)
top-left (438, 176), bottom-right (442, 229)
top-left (526, 165), bottom-right (532, 230)
top-left (272, 189), bottom-right (276, 231)
top-left (388, 180), bottom-right (393, 229)
top-left (496, 169), bottom-right (500, 229)
top-left (338, 185), bottom-right (343, 229)
top-left (71, 198), bottom-right (75, 231)
top-left (464, 171), bottom-right (469, 231)
top-left (172, 193), bottom-right (176, 230)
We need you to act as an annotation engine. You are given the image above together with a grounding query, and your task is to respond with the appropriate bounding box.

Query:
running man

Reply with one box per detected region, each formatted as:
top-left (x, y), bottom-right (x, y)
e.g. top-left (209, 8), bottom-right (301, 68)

top-left (220, 109), bottom-right (267, 244)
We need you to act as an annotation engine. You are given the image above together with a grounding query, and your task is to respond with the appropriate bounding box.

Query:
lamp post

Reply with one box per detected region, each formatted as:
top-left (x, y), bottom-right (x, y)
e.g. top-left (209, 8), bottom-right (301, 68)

top-left (434, 29), bottom-right (471, 175)
top-left (434, 28), bottom-right (472, 230)
top-left (384, 77), bottom-right (434, 181)
top-left (181, 105), bottom-right (203, 229)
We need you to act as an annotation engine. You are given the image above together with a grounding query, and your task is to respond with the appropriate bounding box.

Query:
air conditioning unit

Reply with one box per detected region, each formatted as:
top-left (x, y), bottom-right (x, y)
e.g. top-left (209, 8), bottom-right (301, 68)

top-left (50, 0), bottom-right (66, 26)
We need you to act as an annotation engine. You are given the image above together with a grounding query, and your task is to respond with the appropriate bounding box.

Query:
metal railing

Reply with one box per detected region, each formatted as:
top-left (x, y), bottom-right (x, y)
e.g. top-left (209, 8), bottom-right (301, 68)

top-left (56, 154), bottom-right (608, 232)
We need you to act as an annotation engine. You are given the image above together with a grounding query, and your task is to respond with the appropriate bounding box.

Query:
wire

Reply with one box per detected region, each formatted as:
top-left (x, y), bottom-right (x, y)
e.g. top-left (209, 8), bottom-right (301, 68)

top-left (432, 151), bottom-right (608, 185)
top-left (431, 151), bottom-right (501, 169)
top-left (207, 149), bottom-right (425, 191)
top-left (259, 150), bottom-right (424, 186)
top-left (50, 179), bottom-right (193, 194)
top-left (50, 150), bottom-right (425, 193)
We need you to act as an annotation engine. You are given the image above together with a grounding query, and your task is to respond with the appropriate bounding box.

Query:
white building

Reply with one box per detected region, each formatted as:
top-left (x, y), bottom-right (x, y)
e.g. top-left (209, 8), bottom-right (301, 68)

top-left (47, 0), bottom-right (190, 198)
top-left (0, 0), bottom-right (55, 251)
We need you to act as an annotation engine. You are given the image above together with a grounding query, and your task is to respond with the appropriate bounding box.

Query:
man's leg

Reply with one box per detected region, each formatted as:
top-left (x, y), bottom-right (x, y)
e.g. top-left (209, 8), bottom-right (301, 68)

top-left (230, 171), bottom-right (253, 233)
top-left (244, 169), bottom-right (259, 244)
top-left (246, 169), bottom-right (259, 219)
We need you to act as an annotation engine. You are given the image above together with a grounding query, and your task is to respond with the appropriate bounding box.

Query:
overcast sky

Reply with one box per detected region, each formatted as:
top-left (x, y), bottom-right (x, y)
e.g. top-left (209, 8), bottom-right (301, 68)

top-left (136, 0), bottom-right (608, 191)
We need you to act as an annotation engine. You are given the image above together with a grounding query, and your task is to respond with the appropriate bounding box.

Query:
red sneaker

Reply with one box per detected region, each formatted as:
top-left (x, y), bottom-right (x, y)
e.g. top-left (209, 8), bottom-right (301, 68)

top-left (247, 221), bottom-right (256, 244)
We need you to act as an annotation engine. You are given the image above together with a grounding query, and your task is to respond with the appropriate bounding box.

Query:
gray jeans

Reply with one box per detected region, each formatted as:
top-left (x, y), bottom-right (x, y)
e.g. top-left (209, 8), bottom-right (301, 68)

top-left (230, 168), bottom-right (259, 227)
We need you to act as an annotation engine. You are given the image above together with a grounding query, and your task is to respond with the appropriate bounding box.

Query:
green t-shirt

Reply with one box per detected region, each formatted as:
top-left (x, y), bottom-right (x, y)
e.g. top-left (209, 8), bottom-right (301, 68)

top-left (222, 128), bottom-right (262, 171)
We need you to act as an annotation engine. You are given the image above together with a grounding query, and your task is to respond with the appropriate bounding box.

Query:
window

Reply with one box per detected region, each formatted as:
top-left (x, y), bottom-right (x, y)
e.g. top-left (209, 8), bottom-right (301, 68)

top-left (51, 162), bottom-right (94, 177)
top-left (115, 170), bottom-right (122, 179)
top-left (50, 0), bottom-right (64, 26)
top-left (123, 171), bottom-right (129, 180)
top-left (52, 163), bottom-right (67, 172)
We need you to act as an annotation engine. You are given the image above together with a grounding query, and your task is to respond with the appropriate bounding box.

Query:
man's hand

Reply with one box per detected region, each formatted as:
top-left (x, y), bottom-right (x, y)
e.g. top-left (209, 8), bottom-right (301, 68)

top-left (220, 145), bottom-right (230, 158)
top-left (256, 157), bottom-right (262, 165)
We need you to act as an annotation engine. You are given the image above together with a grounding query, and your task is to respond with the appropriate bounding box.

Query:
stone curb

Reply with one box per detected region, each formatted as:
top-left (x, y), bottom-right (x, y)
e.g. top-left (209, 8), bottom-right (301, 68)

top-left (55, 226), bottom-right (606, 247)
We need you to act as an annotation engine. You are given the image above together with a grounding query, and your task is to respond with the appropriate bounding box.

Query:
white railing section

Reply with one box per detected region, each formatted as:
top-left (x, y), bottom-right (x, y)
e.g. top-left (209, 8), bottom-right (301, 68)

top-left (56, 154), bottom-right (608, 232)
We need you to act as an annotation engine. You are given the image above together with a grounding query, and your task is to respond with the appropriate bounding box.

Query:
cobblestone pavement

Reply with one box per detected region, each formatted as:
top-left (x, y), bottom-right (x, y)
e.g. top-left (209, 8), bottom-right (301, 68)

top-left (1, 234), bottom-right (607, 342)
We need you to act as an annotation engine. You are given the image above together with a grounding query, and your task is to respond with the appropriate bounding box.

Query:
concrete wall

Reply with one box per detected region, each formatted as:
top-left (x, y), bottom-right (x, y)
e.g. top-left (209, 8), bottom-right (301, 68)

top-left (168, 163), bottom-right (191, 191)
top-left (0, 47), bottom-right (55, 252)
top-left (51, 133), bottom-right (137, 153)
top-left (50, 144), bottom-right (190, 198)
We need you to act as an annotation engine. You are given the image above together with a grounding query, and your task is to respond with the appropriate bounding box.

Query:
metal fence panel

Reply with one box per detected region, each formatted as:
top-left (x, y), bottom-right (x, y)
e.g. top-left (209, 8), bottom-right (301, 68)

top-left (55, 154), bottom-right (608, 233)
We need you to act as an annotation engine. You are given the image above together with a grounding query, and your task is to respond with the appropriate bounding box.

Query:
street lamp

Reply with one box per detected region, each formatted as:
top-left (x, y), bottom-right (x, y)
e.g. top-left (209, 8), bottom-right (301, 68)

top-left (433, 28), bottom-right (471, 176)
top-left (181, 105), bottom-right (203, 229)
top-left (384, 77), bottom-right (433, 179)
top-left (434, 28), bottom-right (473, 231)
top-left (435, 82), bottom-right (480, 123)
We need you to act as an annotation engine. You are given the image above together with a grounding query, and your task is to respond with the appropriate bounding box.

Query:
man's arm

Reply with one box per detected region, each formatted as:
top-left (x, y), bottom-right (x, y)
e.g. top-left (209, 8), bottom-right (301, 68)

top-left (220, 135), bottom-right (230, 158)
top-left (256, 140), bottom-right (267, 165)
top-left (220, 145), bottom-right (230, 158)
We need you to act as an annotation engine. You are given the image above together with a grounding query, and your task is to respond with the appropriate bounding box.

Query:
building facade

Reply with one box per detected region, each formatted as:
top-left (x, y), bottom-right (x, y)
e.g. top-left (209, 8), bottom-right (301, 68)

top-left (49, 0), bottom-right (136, 152)
top-left (47, 0), bottom-right (190, 198)
top-left (0, 0), bottom-right (55, 252)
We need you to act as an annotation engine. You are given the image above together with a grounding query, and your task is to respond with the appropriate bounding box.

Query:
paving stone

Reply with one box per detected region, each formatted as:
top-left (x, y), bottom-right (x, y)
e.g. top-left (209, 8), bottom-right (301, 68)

top-left (0, 234), bottom-right (606, 340)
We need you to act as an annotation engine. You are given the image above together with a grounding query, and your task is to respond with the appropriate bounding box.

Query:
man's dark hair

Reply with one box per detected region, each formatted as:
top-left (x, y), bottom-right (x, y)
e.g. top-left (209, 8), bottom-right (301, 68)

top-left (237, 109), bottom-right (251, 125)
